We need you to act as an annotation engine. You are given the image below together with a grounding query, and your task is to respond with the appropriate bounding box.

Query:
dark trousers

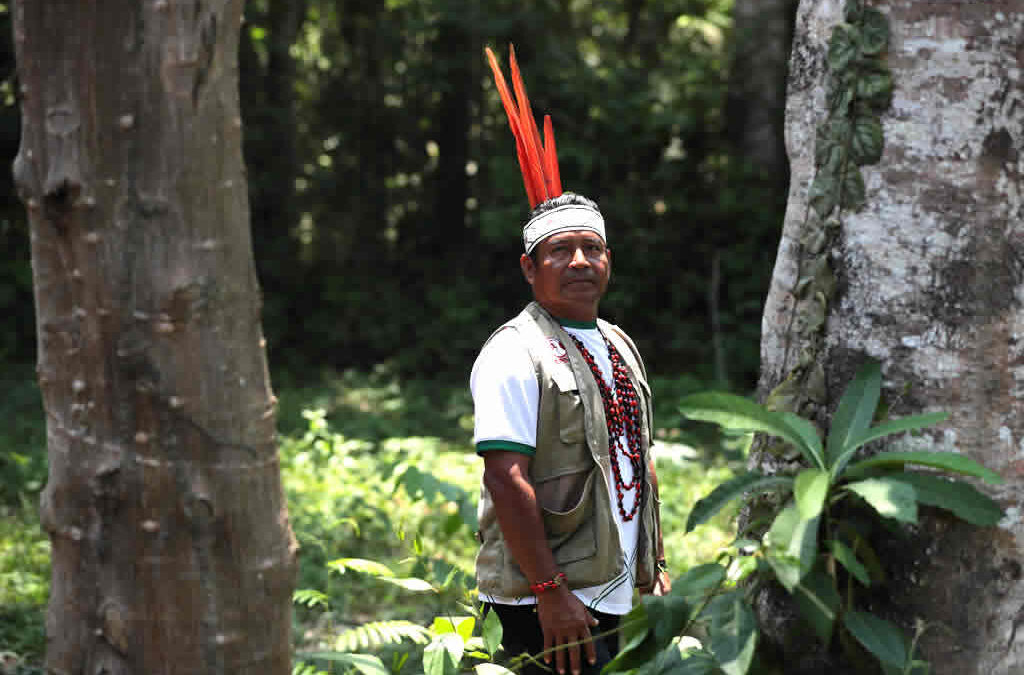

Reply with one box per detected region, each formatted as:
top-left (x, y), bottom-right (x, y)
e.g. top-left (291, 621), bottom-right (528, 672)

top-left (484, 603), bottom-right (621, 675)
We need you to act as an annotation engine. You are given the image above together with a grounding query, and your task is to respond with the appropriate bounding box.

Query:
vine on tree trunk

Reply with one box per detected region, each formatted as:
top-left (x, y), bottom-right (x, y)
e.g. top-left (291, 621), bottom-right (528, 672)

top-left (765, 0), bottom-right (892, 438)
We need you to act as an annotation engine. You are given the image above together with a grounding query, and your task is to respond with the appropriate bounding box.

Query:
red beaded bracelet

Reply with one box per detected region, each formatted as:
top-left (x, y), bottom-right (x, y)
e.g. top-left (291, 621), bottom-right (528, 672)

top-left (530, 572), bottom-right (567, 594)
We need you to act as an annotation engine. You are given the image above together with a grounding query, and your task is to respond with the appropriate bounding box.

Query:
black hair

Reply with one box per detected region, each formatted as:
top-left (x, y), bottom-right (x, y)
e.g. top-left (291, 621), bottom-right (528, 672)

top-left (526, 192), bottom-right (601, 222)
top-left (525, 192), bottom-right (601, 262)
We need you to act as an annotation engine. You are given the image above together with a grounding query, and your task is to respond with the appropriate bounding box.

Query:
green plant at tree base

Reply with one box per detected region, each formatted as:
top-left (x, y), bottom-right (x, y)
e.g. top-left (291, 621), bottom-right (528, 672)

top-left (621, 360), bottom-right (1002, 674)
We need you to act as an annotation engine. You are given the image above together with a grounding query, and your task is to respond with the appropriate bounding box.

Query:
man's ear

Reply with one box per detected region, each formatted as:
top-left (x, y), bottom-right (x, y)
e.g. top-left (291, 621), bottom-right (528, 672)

top-left (520, 253), bottom-right (536, 285)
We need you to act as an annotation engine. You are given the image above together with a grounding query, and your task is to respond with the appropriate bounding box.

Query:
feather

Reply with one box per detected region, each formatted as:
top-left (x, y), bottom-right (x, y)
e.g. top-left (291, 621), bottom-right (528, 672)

top-left (543, 115), bottom-right (562, 197)
top-left (485, 43), bottom-right (564, 208)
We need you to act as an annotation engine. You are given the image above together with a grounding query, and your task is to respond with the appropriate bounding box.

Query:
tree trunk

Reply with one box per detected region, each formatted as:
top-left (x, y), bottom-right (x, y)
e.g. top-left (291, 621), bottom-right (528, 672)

top-left (757, 1), bottom-right (1023, 673)
top-left (725, 0), bottom-right (798, 188)
top-left (12, 2), bottom-right (297, 673)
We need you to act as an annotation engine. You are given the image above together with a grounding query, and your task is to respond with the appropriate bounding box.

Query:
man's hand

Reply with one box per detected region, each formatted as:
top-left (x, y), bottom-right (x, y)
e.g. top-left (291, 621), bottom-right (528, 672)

top-left (650, 569), bottom-right (671, 596)
top-left (536, 587), bottom-right (599, 675)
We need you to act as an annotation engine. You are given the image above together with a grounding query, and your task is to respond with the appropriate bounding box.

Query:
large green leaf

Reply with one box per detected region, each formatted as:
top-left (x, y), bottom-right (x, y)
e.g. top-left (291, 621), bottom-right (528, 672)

top-left (850, 117), bottom-right (884, 166)
top-left (764, 506), bottom-right (819, 589)
top-left (706, 593), bottom-right (758, 675)
top-left (843, 611), bottom-right (907, 668)
top-left (809, 168), bottom-right (840, 219)
top-left (680, 392), bottom-right (824, 469)
top-left (643, 591), bottom-right (694, 651)
top-left (826, 361), bottom-right (881, 471)
top-left (887, 473), bottom-right (1003, 526)
top-left (837, 412), bottom-right (949, 475)
top-left (686, 472), bottom-right (794, 532)
top-left (845, 478), bottom-right (918, 523)
top-left (605, 604), bottom-right (657, 673)
top-left (482, 609), bottom-right (503, 656)
top-left (424, 633), bottom-right (464, 675)
top-left (793, 568), bottom-right (841, 644)
top-left (672, 563), bottom-right (728, 607)
top-left (432, 616), bottom-right (475, 642)
top-left (846, 450), bottom-right (1003, 484)
top-left (829, 539), bottom-right (870, 586)
top-left (795, 468), bottom-right (830, 520)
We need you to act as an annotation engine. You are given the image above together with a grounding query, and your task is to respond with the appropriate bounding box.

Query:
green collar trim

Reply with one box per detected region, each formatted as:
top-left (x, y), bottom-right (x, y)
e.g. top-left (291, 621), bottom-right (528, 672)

top-left (557, 317), bottom-right (598, 329)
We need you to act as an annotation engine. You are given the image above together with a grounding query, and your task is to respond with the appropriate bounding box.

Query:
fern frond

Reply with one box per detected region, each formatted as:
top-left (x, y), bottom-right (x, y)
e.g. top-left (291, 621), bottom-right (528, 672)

top-left (333, 620), bottom-right (430, 652)
top-left (293, 588), bottom-right (330, 609)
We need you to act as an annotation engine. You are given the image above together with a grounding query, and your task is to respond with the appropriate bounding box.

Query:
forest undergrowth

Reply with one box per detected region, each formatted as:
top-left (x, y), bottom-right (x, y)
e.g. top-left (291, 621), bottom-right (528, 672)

top-left (0, 367), bottom-right (739, 673)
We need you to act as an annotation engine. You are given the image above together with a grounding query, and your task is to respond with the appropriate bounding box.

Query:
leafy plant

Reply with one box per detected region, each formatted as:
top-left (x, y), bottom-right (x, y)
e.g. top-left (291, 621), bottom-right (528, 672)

top-left (676, 361), bottom-right (1003, 671)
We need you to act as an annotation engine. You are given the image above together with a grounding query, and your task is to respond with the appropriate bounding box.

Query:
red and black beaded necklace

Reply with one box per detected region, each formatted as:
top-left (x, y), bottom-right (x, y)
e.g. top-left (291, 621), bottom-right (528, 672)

top-left (567, 332), bottom-right (645, 521)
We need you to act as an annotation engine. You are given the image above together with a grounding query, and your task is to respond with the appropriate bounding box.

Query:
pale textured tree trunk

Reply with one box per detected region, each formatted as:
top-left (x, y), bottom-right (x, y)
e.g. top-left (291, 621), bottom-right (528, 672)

top-left (758, 1), bottom-right (1024, 673)
top-left (12, 2), bottom-right (297, 673)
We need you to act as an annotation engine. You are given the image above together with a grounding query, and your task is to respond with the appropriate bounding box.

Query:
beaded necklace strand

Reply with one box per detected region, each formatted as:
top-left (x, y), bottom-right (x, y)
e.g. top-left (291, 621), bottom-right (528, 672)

top-left (568, 333), bottom-right (645, 521)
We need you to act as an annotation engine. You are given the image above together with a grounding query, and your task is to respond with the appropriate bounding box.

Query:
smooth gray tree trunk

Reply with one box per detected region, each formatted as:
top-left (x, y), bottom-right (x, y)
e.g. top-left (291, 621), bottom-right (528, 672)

top-left (12, 1), bottom-right (297, 673)
top-left (758, 1), bottom-right (1023, 673)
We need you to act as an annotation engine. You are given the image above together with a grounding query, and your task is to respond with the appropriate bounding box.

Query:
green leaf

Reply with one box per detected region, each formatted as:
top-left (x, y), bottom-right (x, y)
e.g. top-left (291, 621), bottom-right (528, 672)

top-left (830, 539), bottom-right (871, 586)
top-left (850, 117), bottom-right (884, 165)
top-left (706, 594), bottom-right (758, 675)
top-left (672, 563), bottom-right (728, 605)
top-left (860, 9), bottom-right (890, 55)
top-left (809, 169), bottom-right (840, 219)
top-left (764, 554), bottom-right (803, 593)
top-left (887, 473), bottom-right (1004, 526)
top-left (828, 23), bottom-right (861, 72)
top-left (424, 634), bottom-right (464, 675)
top-left (685, 472), bottom-right (794, 532)
top-left (432, 616), bottom-right (475, 642)
top-left (482, 608), bottom-right (503, 656)
top-left (846, 450), bottom-right (1003, 484)
top-left (842, 412), bottom-right (949, 461)
top-left (764, 506), bottom-right (819, 589)
top-left (857, 70), bottom-right (894, 108)
top-left (303, 653), bottom-right (389, 675)
top-left (827, 361), bottom-right (882, 474)
top-left (643, 591), bottom-right (694, 651)
top-left (382, 576), bottom-right (436, 592)
top-left (793, 568), bottom-right (841, 644)
top-left (843, 611), bottom-right (907, 667)
top-left (839, 162), bottom-right (867, 211)
top-left (329, 558), bottom-right (394, 577)
top-left (605, 604), bottom-right (657, 673)
top-left (680, 392), bottom-right (825, 469)
top-left (767, 505), bottom-right (819, 569)
top-left (845, 478), bottom-right (918, 523)
top-left (795, 468), bottom-right (830, 520)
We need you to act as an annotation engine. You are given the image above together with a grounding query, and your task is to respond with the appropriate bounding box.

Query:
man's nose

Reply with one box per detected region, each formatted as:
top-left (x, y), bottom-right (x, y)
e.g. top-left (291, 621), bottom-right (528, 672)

top-left (569, 247), bottom-right (589, 267)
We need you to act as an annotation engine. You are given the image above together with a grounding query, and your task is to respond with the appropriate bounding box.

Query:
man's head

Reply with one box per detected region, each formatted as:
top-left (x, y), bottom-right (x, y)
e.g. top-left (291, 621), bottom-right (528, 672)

top-left (520, 195), bottom-right (611, 322)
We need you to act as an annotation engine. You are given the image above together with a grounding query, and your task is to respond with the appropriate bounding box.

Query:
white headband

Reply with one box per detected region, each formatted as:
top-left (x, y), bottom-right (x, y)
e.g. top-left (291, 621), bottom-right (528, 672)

top-left (522, 204), bottom-right (606, 254)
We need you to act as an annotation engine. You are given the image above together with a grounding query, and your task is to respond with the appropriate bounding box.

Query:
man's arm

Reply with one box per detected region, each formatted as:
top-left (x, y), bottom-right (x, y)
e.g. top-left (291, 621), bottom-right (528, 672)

top-left (482, 451), bottom-right (599, 675)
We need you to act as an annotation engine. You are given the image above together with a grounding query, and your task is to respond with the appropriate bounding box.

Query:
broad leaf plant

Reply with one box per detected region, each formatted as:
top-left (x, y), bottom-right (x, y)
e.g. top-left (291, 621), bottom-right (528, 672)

top-left (617, 361), bottom-right (1003, 674)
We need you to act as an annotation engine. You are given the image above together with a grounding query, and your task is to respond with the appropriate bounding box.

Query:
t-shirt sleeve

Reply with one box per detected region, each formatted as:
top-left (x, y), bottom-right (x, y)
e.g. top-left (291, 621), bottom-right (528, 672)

top-left (470, 328), bottom-right (539, 456)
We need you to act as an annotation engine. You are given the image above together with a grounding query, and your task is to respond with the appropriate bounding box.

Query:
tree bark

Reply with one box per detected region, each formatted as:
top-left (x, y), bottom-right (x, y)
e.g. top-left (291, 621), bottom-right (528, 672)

top-left (757, 2), bottom-right (1024, 673)
top-left (11, 1), bottom-right (297, 673)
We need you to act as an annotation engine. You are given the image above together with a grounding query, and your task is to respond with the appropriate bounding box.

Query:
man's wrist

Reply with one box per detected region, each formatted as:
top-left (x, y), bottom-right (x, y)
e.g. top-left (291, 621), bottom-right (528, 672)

top-left (530, 571), bottom-right (567, 594)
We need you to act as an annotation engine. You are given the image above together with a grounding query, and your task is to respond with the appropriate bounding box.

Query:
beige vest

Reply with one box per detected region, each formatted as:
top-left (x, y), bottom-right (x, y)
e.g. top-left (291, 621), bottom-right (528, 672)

top-left (475, 302), bottom-right (659, 597)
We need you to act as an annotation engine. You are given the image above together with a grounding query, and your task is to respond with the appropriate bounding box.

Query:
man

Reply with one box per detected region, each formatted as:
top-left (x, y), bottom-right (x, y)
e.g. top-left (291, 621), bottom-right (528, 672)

top-left (473, 47), bottom-right (669, 675)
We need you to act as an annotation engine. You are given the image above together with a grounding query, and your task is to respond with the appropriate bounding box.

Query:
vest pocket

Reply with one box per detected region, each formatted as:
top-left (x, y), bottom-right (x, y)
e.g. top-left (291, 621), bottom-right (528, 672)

top-left (538, 466), bottom-right (598, 565)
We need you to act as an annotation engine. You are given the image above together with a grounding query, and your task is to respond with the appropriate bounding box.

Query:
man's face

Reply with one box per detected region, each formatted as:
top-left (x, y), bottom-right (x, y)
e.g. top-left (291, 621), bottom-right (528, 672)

top-left (520, 230), bottom-right (611, 321)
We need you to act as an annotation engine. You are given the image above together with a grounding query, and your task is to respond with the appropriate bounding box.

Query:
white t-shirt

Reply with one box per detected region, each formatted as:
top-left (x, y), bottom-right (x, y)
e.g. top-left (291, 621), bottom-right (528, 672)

top-left (470, 323), bottom-right (641, 615)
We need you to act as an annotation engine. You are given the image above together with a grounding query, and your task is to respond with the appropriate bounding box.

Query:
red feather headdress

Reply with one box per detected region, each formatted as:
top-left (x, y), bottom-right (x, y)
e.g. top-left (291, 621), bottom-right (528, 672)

top-left (485, 45), bottom-right (563, 209)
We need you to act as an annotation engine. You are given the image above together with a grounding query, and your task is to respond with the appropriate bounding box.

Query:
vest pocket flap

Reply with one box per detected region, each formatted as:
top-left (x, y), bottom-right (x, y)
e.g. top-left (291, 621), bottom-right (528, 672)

top-left (550, 364), bottom-right (579, 393)
top-left (540, 467), bottom-right (597, 536)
